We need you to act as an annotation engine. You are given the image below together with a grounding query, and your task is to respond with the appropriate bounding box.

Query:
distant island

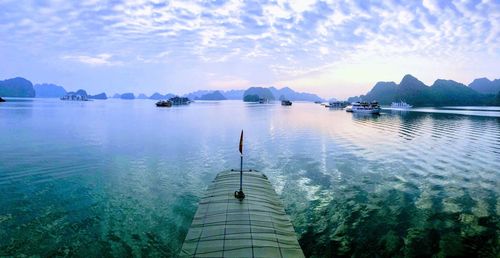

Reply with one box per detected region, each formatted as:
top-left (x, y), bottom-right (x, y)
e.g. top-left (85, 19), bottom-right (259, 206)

top-left (269, 86), bottom-right (323, 102)
top-left (34, 83), bottom-right (67, 98)
top-left (0, 77), bottom-right (36, 97)
top-left (198, 90), bottom-right (227, 100)
top-left (137, 93), bottom-right (148, 99)
top-left (1, 75), bottom-right (499, 106)
top-left (242, 86), bottom-right (325, 102)
top-left (89, 93), bottom-right (107, 99)
top-left (149, 92), bottom-right (175, 100)
top-left (243, 87), bottom-right (275, 102)
top-left (179, 87), bottom-right (324, 102)
top-left (120, 93), bottom-right (135, 100)
top-left (0, 76), bottom-right (324, 102)
top-left (348, 74), bottom-right (500, 106)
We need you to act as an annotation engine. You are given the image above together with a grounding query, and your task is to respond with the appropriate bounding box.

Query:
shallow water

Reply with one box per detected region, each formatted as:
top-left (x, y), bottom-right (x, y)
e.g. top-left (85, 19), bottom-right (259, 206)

top-left (0, 99), bottom-right (499, 257)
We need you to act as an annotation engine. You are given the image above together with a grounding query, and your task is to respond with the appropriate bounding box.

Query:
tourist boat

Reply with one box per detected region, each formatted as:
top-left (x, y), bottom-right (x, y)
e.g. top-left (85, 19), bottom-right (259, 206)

top-left (169, 96), bottom-right (191, 105)
top-left (346, 101), bottom-right (381, 114)
top-left (155, 100), bottom-right (172, 107)
top-left (326, 101), bottom-right (348, 109)
top-left (258, 98), bottom-right (269, 104)
top-left (281, 100), bottom-right (292, 106)
top-left (60, 93), bottom-right (89, 101)
top-left (391, 101), bottom-right (412, 109)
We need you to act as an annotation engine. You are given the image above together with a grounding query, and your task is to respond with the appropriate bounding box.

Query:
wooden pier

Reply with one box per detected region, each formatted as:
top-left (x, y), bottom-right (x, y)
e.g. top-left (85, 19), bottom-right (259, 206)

top-left (180, 170), bottom-right (304, 257)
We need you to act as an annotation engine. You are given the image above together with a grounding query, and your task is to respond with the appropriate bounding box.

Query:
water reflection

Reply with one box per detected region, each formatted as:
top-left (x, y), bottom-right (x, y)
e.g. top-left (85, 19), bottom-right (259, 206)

top-left (0, 100), bottom-right (498, 257)
top-left (350, 112), bottom-right (381, 121)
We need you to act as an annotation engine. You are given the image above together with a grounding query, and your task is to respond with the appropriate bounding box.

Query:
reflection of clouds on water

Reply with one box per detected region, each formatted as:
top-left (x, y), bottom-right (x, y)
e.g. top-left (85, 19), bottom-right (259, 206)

top-left (255, 107), bottom-right (500, 257)
top-left (404, 107), bottom-right (500, 118)
top-left (1, 101), bottom-right (499, 256)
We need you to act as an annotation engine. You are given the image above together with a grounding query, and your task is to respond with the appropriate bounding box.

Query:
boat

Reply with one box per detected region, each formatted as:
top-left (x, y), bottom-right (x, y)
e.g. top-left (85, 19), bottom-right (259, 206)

top-left (60, 93), bottom-right (89, 101)
top-left (281, 100), bottom-right (292, 106)
top-left (390, 101), bottom-right (412, 109)
top-left (180, 132), bottom-right (304, 257)
top-left (326, 101), bottom-right (348, 109)
top-left (169, 96), bottom-right (191, 105)
top-left (314, 101), bottom-right (322, 104)
top-left (346, 101), bottom-right (381, 114)
top-left (155, 100), bottom-right (172, 107)
top-left (258, 98), bottom-right (269, 104)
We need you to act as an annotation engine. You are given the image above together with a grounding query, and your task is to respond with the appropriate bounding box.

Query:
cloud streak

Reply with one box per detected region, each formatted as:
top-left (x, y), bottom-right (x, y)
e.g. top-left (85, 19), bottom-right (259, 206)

top-left (62, 53), bottom-right (121, 66)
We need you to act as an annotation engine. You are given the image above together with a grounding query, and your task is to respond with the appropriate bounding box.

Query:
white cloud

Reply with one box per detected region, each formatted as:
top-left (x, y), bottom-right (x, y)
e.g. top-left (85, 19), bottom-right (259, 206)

top-left (0, 0), bottom-right (498, 96)
top-left (62, 53), bottom-right (121, 66)
top-left (422, 0), bottom-right (440, 13)
top-left (319, 46), bottom-right (329, 55)
top-left (287, 0), bottom-right (317, 14)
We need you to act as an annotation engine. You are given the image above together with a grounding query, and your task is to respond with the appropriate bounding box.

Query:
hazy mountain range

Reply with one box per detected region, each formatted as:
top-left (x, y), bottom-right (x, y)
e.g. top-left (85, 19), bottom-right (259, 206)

top-left (469, 78), bottom-right (500, 94)
top-left (0, 76), bottom-right (324, 102)
top-left (1, 76), bottom-right (499, 106)
top-left (198, 91), bottom-right (227, 100)
top-left (348, 74), bottom-right (500, 106)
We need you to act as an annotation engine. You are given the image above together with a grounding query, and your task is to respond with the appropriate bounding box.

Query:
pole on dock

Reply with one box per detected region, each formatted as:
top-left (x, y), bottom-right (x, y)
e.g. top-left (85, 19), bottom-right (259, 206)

top-left (235, 130), bottom-right (245, 200)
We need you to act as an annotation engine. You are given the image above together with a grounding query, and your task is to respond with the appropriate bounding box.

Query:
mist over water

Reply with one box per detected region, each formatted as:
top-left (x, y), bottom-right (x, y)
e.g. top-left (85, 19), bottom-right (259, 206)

top-left (0, 99), bottom-right (499, 257)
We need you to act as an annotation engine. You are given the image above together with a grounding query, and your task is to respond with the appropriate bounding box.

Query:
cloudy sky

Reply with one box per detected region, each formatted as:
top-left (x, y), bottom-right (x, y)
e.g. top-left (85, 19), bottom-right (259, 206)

top-left (0, 0), bottom-right (498, 99)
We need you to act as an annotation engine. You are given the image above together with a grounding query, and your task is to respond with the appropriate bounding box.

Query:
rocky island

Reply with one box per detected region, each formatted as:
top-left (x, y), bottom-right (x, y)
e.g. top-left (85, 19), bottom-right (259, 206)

top-left (0, 77), bottom-right (36, 97)
top-left (243, 87), bottom-right (275, 102)
top-left (348, 74), bottom-right (500, 106)
top-left (34, 83), bottom-right (67, 98)
top-left (198, 90), bottom-right (227, 100)
top-left (120, 93), bottom-right (135, 99)
top-left (89, 93), bottom-right (107, 100)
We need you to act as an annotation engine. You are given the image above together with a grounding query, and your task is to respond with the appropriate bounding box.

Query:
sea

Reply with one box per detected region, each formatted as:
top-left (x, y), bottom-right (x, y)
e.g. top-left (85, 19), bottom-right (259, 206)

top-left (0, 98), bottom-right (499, 257)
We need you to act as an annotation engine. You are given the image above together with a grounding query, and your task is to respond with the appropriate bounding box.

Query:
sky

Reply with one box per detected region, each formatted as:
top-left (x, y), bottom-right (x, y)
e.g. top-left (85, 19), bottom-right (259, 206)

top-left (0, 0), bottom-right (498, 99)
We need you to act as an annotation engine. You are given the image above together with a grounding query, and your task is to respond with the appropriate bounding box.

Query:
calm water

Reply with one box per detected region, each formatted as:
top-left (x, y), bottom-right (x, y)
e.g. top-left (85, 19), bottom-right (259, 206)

top-left (0, 99), bottom-right (499, 257)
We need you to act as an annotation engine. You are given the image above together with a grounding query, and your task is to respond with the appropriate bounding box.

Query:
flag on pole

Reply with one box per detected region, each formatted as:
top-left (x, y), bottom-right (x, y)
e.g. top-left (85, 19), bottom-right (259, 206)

top-left (239, 130), bottom-right (243, 155)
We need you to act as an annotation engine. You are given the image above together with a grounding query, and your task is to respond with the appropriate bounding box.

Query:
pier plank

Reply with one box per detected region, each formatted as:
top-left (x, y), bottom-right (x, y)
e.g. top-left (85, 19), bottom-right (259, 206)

top-left (180, 171), bottom-right (304, 258)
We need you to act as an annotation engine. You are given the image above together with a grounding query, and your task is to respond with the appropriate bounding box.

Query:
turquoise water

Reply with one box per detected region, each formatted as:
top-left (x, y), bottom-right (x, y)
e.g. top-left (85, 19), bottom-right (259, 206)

top-left (0, 99), bottom-right (499, 257)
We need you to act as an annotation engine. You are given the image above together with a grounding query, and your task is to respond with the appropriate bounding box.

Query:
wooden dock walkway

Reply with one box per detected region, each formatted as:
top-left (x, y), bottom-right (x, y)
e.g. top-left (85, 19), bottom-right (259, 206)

top-left (180, 170), bottom-right (304, 257)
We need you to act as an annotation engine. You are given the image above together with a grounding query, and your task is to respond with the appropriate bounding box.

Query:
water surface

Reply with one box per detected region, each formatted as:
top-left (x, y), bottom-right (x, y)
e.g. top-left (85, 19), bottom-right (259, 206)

top-left (0, 99), bottom-right (499, 257)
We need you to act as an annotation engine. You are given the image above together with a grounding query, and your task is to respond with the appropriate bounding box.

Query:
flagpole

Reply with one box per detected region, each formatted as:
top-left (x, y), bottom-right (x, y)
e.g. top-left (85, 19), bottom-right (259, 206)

top-left (235, 130), bottom-right (245, 200)
top-left (240, 153), bottom-right (243, 192)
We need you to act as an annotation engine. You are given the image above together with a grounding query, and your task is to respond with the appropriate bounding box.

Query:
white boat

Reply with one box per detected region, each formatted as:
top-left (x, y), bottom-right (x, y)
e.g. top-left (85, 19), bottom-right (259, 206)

top-left (391, 101), bottom-right (412, 109)
top-left (60, 93), bottom-right (89, 101)
top-left (326, 101), bottom-right (348, 109)
top-left (258, 98), bottom-right (269, 104)
top-left (346, 101), bottom-right (381, 114)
